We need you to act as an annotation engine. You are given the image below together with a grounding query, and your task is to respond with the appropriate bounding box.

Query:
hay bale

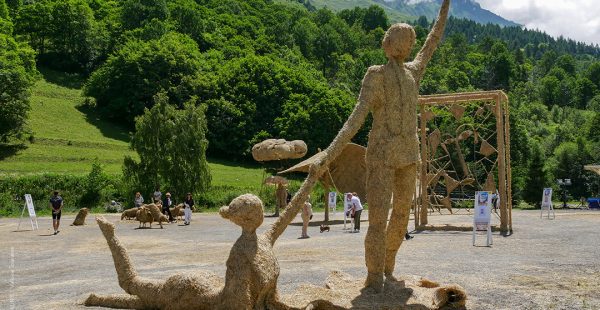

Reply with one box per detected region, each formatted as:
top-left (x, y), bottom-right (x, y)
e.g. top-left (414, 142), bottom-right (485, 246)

top-left (71, 208), bottom-right (89, 226)
top-left (251, 139), bottom-right (307, 162)
top-left (121, 208), bottom-right (138, 220)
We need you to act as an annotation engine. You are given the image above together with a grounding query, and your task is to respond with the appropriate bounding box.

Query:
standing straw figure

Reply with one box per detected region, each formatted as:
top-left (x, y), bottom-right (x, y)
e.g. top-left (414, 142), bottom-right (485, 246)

top-left (305, 0), bottom-right (450, 292)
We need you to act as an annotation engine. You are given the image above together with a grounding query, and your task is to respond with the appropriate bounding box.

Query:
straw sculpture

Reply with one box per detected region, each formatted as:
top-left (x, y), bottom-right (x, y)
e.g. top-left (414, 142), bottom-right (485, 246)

top-left (282, 271), bottom-right (467, 309)
top-left (450, 104), bottom-right (466, 120)
top-left (251, 139), bottom-right (307, 162)
top-left (86, 1), bottom-right (463, 307)
top-left (443, 173), bottom-right (460, 194)
top-left (87, 194), bottom-right (292, 309)
top-left (121, 208), bottom-right (138, 220)
top-left (280, 143), bottom-right (367, 201)
top-left (440, 196), bottom-right (453, 213)
top-left (170, 204), bottom-right (184, 221)
top-left (428, 128), bottom-right (441, 153)
top-left (284, 0), bottom-right (451, 292)
top-left (479, 139), bottom-right (497, 157)
top-left (71, 208), bottom-right (89, 226)
top-left (142, 203), bottom-right (168, 228)
top-left (422, 110), bottom-right (435, 122)
top-left (135, 207), bottom-right (153, 228)
top-left (475, 106), bottom-right (485, 116)
top-left (484, 172), bottom-right (496, 192)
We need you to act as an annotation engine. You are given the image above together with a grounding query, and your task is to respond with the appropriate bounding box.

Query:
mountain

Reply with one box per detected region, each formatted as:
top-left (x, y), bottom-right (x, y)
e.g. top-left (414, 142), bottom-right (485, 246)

top-left (303, 0), bottom-right (519, 27)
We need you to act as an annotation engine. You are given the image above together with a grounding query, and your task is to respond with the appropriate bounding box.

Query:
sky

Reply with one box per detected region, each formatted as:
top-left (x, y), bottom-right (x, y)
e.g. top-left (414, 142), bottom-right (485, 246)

top-left (477, 0), bottom-right (600, 46)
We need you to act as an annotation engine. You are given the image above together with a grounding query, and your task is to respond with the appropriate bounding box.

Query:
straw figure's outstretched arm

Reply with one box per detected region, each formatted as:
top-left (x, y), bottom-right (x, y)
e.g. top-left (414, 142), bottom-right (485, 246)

top-left (409, 0), bottom-right (450, 81)
top-left (264, 67), bottom-right (381, 245)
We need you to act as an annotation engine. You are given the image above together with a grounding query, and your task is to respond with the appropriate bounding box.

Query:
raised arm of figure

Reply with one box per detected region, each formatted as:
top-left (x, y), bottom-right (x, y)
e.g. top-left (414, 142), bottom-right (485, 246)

top-left (409, 0), bottom-right (450, 81)
top-left (264, 67), bottom-right (380, 245)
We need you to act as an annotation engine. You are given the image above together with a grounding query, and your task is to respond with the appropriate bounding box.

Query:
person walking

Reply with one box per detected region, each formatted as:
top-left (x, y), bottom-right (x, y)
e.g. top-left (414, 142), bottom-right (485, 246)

top-left (134, 192), bottom-right (144, 208)
top-left (162, 192), bottom-right (175, 223)
top-left (183, 193), bottom-right (194, 225)
top-left (300, 196), bottom-right (313, 239)
top-left (349, 192), bottom-right (363, 233)
top-left (49, 191), bottom-right (63, 235)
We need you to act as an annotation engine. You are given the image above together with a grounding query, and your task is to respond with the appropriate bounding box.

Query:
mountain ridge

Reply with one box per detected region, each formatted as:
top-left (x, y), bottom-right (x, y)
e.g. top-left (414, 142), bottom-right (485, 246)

top-left (305, 0), bottom-right (519, 27)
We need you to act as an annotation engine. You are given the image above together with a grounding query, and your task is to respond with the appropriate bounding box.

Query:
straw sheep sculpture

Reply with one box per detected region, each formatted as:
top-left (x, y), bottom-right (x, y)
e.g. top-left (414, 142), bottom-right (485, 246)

top-left (121, 208), bottom-right (138, 220)
top-left (135, 207), bottom-right (153, 228)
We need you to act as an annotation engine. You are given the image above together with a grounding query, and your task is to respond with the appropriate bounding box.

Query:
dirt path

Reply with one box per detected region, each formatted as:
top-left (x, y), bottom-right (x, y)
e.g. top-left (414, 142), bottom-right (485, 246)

top-left (1, 209), bottom-right (599, 309)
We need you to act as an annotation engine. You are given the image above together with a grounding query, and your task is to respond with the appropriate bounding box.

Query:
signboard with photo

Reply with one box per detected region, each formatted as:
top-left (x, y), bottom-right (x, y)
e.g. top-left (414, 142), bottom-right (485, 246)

top-left (540, 188), bottom-right (555, 219)
top-left (473, 191), bottom-right (493, 246)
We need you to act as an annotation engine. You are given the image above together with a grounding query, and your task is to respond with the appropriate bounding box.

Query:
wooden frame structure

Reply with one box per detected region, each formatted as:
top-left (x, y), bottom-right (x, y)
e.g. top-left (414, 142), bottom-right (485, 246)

top-left (416, 90), bottom-right (513, 232)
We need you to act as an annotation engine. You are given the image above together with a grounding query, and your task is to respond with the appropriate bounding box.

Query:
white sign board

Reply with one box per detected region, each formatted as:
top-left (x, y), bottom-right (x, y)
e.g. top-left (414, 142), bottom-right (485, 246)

top-left (343, 193), bottom-right (352, 229)
top-left (25, 194), bottom-right (36, 217)
top-left (328, 192), bottom-right (337, 214)
top-left (18, 194), bottom-right (39, 231)
top-left (473, 191), bottom-right (492, 246)
top-left (540, 188), bottom-right (555, 219)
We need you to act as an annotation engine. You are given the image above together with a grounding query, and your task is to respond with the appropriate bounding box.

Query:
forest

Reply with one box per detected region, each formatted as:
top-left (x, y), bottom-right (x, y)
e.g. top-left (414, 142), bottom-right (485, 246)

top-left (1, 0), bottom-right (600, 207)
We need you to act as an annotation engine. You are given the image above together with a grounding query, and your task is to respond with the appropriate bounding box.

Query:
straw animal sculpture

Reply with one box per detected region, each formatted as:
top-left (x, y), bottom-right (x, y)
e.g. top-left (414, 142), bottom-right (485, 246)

top-left (71, 208), bottom-right (89, 226)
top-left (170, 204), bottom-right (184, 221)
top-left (135, 207), bottom-right (153, 228)
top-left (142, 203), bottom-right (168, 228)
top-left (121, 208), bottom-right (138, 220)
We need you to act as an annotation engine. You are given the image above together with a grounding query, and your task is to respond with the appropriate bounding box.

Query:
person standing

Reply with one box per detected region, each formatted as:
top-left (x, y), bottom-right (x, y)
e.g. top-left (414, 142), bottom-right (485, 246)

top-left (300, 196), bottom-right (313, 239)
top-left (183, 193), bottom-right (194, 225)
top-left (153, 186), bottom-right (162, 204)
top-left (350, 192), bottom-right (363, 233)
top-left (49, 191), bottom-right (63, 235)
top-left (134, 192), bottom-right (144, 208)
top-left (162, 192), bottom-right (175, 222)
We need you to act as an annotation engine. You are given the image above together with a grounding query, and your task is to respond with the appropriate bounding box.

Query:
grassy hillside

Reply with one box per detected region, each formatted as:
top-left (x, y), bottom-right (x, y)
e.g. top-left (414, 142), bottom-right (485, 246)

top-left (276, 0), bottom-right (413, 22)
top-left (0, 68), bottom-right (265, 188)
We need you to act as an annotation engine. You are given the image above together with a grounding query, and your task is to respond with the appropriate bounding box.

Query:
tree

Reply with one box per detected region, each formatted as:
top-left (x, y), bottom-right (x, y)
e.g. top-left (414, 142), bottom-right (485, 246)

top-left (522, 144), bottom-right (548, 206)
top-left (0, 20), bottom-right (37, 142)
top-left (84, 32), bottom-right (205, 123)
top-left (123, 93), bottom-right (211, 200)
top-left (362, 5), bottom-right (388, 31)
top-left (121, 0), bottom-right (169, 30)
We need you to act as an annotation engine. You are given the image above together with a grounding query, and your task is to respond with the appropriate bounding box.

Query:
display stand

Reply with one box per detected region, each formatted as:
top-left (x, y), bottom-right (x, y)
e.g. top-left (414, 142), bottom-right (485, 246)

top-left (17, 194), bottom-right (39, 231)
top-left (343, 193), bottom-right (351, 230)
top-left (328, 192), bottom-right (337, 215)
top-left (540, 188), bottom-right (555, 219)
top-left (473, 191), bottom-right (492, 246)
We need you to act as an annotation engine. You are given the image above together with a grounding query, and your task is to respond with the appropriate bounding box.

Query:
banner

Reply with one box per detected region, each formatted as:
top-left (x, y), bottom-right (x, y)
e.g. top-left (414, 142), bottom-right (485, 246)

top-left (328, 192), bottom-right (337, 208)
top-left (541, 188), bottom-right (553, 209)
top-left (24, 194), bottom-right (36, 217)
top-left (474, 191), bottom-right (491, 231)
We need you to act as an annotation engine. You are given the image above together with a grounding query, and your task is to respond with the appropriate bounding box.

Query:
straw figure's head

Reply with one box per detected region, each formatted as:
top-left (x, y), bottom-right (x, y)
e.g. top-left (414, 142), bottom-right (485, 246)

top-left (382, 23), bottom-right (416, 62)
top-left (220, 194), bottom-right (264, 233)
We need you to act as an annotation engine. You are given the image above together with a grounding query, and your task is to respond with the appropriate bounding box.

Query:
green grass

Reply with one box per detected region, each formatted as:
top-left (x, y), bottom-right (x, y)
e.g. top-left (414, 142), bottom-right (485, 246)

top-left (0, 68), bottom-right (266, 189)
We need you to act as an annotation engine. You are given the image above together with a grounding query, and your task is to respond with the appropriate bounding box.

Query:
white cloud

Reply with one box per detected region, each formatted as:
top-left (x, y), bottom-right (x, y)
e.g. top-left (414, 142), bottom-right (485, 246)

top-left (478, 0), bottom-right (600, 45)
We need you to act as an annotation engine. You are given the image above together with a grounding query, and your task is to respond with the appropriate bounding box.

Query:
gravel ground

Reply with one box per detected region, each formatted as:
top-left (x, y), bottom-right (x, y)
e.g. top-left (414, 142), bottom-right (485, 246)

top-left (1, 209), bottom-right (599, 309)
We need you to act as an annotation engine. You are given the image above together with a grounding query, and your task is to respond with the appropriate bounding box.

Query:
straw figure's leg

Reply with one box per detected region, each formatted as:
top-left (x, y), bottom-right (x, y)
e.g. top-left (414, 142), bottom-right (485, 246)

top-left (364, 161), bottom-right (394, 292)
top-left (384, 163), bottom-right (417, 279)
top-left (94, 217), bottom-right (161, 296)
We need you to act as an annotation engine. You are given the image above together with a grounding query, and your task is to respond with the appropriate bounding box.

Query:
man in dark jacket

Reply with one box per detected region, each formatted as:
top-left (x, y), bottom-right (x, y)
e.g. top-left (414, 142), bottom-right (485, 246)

top-left (162, 192), bottom-right (175, 223)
